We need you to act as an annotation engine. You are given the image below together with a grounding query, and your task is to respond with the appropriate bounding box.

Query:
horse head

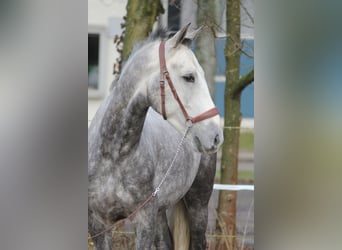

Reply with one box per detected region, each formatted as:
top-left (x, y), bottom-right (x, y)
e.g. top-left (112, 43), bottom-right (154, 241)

top-left (147, 24), bottom-right (224, 154)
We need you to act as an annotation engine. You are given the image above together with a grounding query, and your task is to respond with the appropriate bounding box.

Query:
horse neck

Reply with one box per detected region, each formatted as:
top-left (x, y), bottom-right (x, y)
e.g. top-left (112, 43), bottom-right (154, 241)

top-left (99, 70), bottom-right (150, 160)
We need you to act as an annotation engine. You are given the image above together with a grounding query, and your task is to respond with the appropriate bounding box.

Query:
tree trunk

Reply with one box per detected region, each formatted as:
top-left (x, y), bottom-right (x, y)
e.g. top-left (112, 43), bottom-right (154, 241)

top-left (195, 0), bottom-right (218, 99)
top-left (110, 0), bottom-right (163, 246)
top-left (217, 0), bottom-right (241, 249)
top-left (122, 0), bottom-right (164, 62)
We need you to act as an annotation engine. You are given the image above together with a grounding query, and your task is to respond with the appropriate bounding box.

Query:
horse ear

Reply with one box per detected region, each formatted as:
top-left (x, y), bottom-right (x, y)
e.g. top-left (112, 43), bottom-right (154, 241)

top-left (181, 26), bottom-right (203, 47)
top-left (167, 22), bottom-right (191, 48)
top-left (185, 26), bottom-right (203, 41)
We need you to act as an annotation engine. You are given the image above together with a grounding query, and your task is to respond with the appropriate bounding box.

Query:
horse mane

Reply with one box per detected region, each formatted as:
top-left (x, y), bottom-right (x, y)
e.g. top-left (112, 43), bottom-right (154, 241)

top-left (129, 24), bottom-right (171, 57)
top-left (150, 24), bottom-right (172, 41)
top-left (110, 25), bottom-right (173, 91)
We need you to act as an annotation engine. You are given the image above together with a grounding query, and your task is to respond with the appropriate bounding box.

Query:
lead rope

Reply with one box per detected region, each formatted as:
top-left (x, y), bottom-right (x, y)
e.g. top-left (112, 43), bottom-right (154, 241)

top-left (89, 123), bottom-right (192, 241)
top-left (152, 122), bottom-right (192, 197)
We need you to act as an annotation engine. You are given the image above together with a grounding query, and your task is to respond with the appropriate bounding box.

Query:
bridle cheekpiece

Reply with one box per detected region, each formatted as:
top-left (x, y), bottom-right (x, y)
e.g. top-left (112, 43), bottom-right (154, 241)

top-left (159, 40), bottom-right (219, 125)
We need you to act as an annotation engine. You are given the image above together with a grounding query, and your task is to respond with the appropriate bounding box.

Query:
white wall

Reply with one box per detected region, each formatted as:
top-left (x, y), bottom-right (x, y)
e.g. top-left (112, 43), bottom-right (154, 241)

top-left (88, 0), bottom-right (127, 124)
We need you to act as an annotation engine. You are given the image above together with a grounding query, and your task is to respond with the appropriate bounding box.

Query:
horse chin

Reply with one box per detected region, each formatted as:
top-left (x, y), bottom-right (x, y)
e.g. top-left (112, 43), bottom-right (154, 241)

top-left (193, 136), bottom-right (219, 154)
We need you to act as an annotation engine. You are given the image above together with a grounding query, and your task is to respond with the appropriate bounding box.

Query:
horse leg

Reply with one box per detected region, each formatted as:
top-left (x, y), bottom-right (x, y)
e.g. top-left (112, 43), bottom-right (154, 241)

top-left (154, 211), bottom-right (173, 250)
top-left (184, 153), bottom-right (217, 250)
top-left (133, 201), bottom-right (158, 250)
top-left (88, 211), bottom-right (113, 250)
top-left (90, 232), bottom-right (112, 250)
top-left (183, 199), bottom-right (208, 250)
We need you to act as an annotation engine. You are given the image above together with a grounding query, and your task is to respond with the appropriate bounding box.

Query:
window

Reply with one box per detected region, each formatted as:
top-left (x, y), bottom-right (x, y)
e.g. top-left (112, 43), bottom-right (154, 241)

top-left (88, 26), bottom-right (107, 98)
top-left (88, 33), bottom-right (99, 90)
top-left (167, 0), bottom-right (181, 32)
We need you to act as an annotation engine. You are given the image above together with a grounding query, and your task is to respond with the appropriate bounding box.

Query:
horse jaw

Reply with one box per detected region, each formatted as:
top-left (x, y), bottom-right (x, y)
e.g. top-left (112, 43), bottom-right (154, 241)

top-left (189, 116), bottom-right (223, 154)
top-left (164, 110), bottom-right (223, 154)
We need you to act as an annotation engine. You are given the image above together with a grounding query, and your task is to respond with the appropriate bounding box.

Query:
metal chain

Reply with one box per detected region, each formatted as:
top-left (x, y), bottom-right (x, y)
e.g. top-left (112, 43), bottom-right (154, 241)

top-left (152, 123), bottom-right (192, 197)
top-left (89, 123), bottom-right (192, 240)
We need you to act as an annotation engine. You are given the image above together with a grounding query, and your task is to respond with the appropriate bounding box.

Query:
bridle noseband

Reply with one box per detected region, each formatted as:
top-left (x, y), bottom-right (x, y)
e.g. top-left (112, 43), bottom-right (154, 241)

top-left (159, 40), bottom-right (219, 125)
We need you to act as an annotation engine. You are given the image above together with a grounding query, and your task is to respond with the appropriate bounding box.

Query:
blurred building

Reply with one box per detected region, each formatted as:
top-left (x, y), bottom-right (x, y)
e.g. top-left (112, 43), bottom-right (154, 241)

top-left (88, 0), bottom-right (254, 125)
top-left (88, 0), bottom-right (126, 122)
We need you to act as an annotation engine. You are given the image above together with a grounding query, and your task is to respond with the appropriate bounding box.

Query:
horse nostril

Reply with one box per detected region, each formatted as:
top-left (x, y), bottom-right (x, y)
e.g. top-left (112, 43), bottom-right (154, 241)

top-left (214, 134), bottom-right (220, 146)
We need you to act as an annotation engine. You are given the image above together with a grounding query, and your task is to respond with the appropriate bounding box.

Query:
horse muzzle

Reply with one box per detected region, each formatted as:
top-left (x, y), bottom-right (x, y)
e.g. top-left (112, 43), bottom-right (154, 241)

top-left (192, 125), bottom-right (223, 154)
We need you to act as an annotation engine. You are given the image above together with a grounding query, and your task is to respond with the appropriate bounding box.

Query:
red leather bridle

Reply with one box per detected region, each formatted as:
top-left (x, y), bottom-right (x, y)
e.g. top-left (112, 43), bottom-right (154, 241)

top-left (159, 40), bottom-right (219, 125)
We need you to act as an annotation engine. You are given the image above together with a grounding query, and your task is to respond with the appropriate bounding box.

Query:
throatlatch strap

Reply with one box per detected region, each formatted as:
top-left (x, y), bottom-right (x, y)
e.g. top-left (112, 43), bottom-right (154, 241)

top-left (159, 41), bottom-right (167, 120)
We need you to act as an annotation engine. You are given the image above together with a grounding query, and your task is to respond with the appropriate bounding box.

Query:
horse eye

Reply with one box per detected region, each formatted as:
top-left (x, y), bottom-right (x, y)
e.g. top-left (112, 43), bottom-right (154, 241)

top-left (182, 74), bottom-right (195, 83)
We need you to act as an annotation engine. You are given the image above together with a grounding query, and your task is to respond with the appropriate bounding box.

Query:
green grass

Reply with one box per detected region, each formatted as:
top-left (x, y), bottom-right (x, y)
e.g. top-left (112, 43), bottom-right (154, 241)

top-left (215, 131), bottom-right (254, 182)
top-left (238, 170), bottom-right (254, 180)
top-left (215, 170), bottom-right (254, 181)
top-left (239, 132), bottom-right (254, 152)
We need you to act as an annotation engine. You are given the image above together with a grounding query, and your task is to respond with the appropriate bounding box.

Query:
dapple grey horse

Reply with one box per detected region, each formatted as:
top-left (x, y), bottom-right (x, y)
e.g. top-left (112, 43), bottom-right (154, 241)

top-left (88, 24), bottom-right (223, 250)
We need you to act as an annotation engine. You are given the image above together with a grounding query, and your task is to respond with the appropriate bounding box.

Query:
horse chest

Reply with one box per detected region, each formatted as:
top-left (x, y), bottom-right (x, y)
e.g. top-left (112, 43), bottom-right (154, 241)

top-left (151, 148), bottom-right (202, 207)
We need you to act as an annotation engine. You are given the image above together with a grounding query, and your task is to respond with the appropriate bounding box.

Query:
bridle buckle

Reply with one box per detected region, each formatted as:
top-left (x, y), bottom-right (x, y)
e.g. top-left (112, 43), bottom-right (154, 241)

top-left (185, 119), bottom-right (193, 128)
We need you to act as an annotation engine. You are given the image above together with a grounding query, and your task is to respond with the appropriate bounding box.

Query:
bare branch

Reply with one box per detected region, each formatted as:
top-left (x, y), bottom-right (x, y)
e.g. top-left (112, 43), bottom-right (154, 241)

top-left (240, 48), bottom-right (254, 59)
top-left (232, 69), bottom-right (254, 97)
top-left (241, 23), bottom-right (254, 29)
top-left (240, 0), bottom-right (254, 24)
top-left (240, 40), bottom-right (254, 58)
